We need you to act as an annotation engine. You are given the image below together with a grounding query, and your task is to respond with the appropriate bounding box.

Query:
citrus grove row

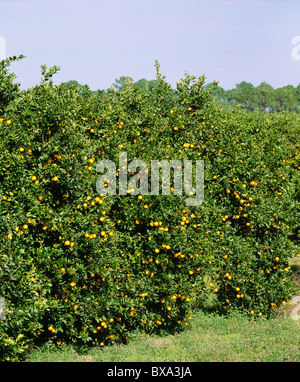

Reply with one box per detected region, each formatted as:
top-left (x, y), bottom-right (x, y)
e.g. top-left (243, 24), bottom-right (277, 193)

top-left (0, 56), bottom-right (299, 360)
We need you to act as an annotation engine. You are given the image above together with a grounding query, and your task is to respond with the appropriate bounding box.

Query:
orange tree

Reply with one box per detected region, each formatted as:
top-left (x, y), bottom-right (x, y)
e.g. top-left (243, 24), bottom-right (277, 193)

top-left (0, 58), bottom-right (299, 360)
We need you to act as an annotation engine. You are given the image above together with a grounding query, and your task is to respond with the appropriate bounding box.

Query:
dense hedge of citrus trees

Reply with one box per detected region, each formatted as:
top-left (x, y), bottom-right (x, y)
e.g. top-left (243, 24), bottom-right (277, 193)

top-left (0, 56), bottom-right (299, 360)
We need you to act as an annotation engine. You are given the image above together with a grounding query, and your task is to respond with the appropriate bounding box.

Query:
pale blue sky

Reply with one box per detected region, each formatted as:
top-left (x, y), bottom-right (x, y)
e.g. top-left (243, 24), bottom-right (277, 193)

top-left (0, 0), bottom-right (299, 90)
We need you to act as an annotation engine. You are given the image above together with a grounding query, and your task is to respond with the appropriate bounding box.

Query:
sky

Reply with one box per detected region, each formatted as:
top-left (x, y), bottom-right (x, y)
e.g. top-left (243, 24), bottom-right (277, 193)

top-left (0, 0), bottom-right (299, 90)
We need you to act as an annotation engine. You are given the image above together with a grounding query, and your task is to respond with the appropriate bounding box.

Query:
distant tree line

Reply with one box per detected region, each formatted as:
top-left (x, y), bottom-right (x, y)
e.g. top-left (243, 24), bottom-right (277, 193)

top-left (205, 81), bottom-right (300, 113)
top-left (63, 77), bottom-right (300, 113)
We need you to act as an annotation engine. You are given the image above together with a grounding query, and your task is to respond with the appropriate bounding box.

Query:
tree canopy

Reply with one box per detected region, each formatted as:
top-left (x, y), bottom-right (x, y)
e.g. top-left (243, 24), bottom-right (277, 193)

top-left (63, 76), bottom-right (300, 113)
top-left (206, 81), bottom-right (300, 113)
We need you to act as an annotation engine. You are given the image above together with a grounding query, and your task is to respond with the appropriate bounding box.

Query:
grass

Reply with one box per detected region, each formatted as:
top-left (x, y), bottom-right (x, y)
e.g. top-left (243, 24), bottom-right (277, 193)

top-left (26, 258), bottom-right (300, 362)
top-left (26, 310), bottom-right (300, 362)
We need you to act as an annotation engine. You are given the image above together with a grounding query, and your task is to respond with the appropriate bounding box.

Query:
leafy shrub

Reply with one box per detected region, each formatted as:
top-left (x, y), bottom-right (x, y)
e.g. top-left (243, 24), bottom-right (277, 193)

top-left (0, 58), bottom-right (299, 360)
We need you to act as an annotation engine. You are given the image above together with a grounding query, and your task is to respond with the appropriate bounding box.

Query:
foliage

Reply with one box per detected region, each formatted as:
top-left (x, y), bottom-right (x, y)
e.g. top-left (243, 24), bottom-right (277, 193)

top-left (206, 80), bottom-right (300, 113)
top-left (0, 57), bottom-right (299, 361)
top-left (0, 55), bottom-right (25, 115)
top-left (111, 76), bottom-right (158, 93)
